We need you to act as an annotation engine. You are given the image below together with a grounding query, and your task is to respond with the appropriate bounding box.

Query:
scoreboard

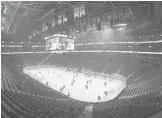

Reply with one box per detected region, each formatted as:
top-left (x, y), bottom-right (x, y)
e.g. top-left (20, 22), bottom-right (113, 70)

top-left (46, 34), bottom-right (74, 51)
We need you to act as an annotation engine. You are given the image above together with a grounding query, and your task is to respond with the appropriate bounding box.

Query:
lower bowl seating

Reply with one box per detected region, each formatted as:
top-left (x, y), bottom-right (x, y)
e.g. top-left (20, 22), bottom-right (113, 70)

top-left (1, 53), bottom-right (162, 118)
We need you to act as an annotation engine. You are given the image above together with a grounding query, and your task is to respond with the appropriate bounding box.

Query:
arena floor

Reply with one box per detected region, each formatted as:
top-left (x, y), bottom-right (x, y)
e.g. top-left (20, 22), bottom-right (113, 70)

top-left (24, 66), bottom-right (126, 102)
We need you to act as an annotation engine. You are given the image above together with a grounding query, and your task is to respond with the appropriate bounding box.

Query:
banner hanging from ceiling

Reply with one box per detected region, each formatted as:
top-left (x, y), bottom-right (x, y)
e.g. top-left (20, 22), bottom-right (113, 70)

top-left (80, 20), bottom-right (84, 34)
top-left (106, 13), bottom-right (112, 20)
top-left (52, 19), bottom-right (56, 27)
top-left (91, 17), bottom-right (96, 31)
top-left (79, 4), bottom-right (85, 17)
top-left (75, 20), bottom-right (81, 33)
top-left (118, 11), bottom-right (124, 19)
top-left (96, 16), bottom-right (101, 30)
top-left (87, 18), bottom-right (91, 32)
top-left (36, 27), bottom-right (40, 35)
top-left (96, 16), bottom-right (101, 24)
top-left (74, 6), bottom-right (79, 19)
top-left (101, 16), bottom-right (105, 30)
top-left (113, 12), bottom-right (118, 20)
top-left (83, 19), bottom-right (87, 33)
top-left (123, 10), bottom-right (130, 19)
top-left (42, 23), bottom-right (48, 32)
top-left (104, 14), bottom-right (111, 28)
top-left (58, 14), bottom-right (62, 25)
top-left (63, 12), bottom-right (68, 23)
top-left (32, 30), bottom-right (37, 37)
top-left (29, 35), bottom-right (32, 39)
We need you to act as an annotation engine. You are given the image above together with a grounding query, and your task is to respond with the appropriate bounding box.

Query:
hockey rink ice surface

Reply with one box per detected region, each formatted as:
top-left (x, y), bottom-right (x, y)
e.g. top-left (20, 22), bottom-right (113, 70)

top-left (24, 67), bottom-right (126, 102)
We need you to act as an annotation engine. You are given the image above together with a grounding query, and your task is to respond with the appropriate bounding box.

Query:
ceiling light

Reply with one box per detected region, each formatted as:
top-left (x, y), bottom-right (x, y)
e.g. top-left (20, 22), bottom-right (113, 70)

top-left (21, 42), bottom-right (23, 44)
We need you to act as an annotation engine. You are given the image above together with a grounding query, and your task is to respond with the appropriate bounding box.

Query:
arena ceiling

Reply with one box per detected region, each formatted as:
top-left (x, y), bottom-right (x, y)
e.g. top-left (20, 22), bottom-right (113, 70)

top-left (2, 1), bottom-right (148, 34)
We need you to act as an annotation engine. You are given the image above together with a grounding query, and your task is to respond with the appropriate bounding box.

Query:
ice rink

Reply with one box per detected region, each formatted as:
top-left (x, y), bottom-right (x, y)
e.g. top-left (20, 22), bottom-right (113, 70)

top-left (24, 67), bottom-right (126, 102)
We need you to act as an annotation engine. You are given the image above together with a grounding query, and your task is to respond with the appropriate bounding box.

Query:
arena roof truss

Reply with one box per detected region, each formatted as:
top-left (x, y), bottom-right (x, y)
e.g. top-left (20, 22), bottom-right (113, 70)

top-left (1, 1), bottom-right (151, 34)
top-left (2, 1), bottom-right (134, 33)
top-left (2, 1), bottom-right (50, 33)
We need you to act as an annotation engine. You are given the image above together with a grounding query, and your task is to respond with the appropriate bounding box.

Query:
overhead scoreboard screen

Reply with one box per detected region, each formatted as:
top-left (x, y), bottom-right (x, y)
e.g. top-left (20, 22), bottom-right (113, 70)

top-left (46, 34), bottom-right (74, 51)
